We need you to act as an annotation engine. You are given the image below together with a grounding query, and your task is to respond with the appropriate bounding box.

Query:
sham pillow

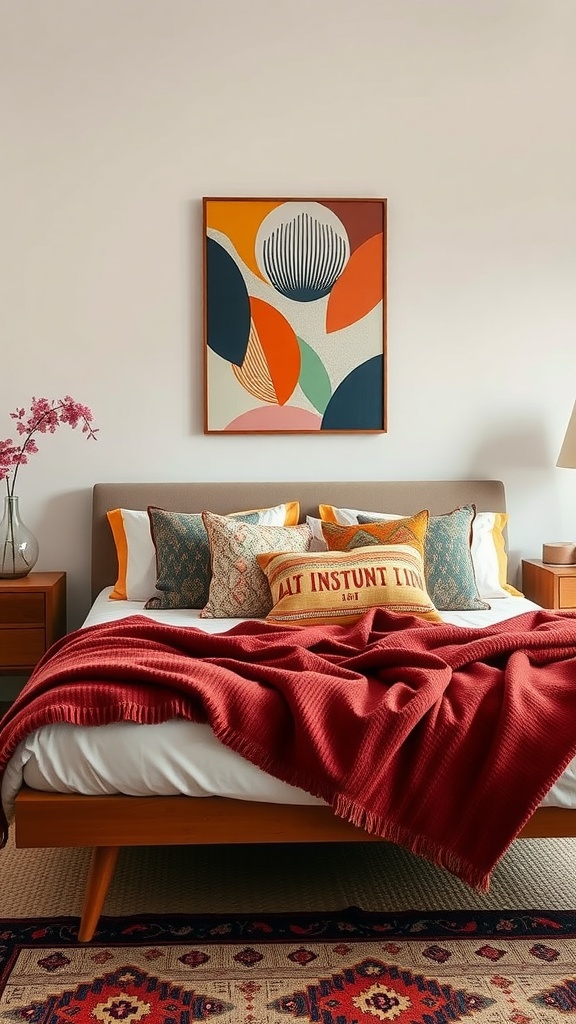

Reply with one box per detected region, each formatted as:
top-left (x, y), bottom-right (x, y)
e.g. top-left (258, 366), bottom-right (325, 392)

top-left (201, 512), bottom-right (313, 618)
top-left (355, 506), bottom-right (489, 611)
top-left (257, 544), bottom-right (443, 626)
top-left (146, 502), bottom-right (300, 611)
top-left (472, 512), bottom-right (522, 599)
top-left (107, 508), bottom-right (157, 601)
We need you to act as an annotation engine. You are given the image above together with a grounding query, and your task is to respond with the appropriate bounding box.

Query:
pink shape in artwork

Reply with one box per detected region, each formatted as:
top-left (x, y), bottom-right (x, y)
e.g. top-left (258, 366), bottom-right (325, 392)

top-left (224, 406), bottom-right (322, 431)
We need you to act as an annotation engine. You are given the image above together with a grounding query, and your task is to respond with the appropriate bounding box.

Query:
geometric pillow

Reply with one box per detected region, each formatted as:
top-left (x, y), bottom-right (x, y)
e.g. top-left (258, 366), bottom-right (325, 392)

top-left (200, 512), bottom-right (313, 618)
top-left (357, 505), bottom-right (489, 611)
top-left (145, 502), bottom-right (300, 611)
top-left (257, 544), bottom-right (443, 626)
top-left (321, 509), bottom-right (430, 559)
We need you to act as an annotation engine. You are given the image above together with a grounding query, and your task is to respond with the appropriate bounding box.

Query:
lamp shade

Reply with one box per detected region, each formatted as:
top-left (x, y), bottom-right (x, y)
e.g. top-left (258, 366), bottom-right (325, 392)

top-left (557, 401), bottom-right (576, 468)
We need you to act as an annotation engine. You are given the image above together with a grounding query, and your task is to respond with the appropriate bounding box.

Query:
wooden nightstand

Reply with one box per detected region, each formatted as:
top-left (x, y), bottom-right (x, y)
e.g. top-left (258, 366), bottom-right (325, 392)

top-left (521, 559), bottom-right (576, 610)
top-left (0, 571), bottom-right (67, 674)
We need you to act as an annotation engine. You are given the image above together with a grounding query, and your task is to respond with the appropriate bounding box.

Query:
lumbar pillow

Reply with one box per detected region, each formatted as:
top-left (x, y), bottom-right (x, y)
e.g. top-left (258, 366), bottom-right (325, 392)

top-left (355, 506), bottom-right (489, 611)
top-left (145, 502), bottom-right (300, 610)
top-left (201, 512), bottom-right (312, 618)
top-left (257, 544), bottom-right (442, 626)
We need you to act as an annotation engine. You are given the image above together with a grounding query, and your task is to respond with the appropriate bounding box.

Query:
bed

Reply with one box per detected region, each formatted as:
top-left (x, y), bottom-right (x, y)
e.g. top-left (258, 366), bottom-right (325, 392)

top-left (5, 479), bottom-right (576, 944)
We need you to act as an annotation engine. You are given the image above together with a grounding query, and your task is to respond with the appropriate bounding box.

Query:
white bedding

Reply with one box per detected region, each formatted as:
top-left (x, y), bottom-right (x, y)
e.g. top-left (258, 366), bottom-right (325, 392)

top-left (3, 589), bottom-right (576, 822)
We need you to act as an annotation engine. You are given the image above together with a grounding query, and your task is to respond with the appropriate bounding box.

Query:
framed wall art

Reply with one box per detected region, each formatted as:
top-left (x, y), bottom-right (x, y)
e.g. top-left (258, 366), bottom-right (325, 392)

top-left (203, 196), bottom-right (387, 434)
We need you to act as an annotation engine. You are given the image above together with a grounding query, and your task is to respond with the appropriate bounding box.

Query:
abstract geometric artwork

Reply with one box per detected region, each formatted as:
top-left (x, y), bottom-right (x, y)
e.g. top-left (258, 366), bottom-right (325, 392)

top-left (203, 197), bottom-right (387, 433)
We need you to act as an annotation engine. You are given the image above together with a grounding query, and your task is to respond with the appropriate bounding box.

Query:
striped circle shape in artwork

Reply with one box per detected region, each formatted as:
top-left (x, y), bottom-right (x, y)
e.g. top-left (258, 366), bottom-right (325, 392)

top-left (255, 202), bottom-right (350, 302)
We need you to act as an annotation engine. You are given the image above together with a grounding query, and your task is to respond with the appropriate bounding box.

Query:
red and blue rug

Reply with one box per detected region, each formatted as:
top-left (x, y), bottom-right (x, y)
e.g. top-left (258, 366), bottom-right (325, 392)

top-left (1, 907), bottom-right (576, 1021)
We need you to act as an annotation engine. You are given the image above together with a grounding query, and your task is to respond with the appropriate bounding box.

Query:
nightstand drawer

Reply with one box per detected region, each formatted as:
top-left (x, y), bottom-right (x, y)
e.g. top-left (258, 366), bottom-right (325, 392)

top-left (0, 593), bottom-right (45, 625)
top-left (1, 628), bottom-right (46, 666)
top-left (559, 577), bottom-right (576, 608)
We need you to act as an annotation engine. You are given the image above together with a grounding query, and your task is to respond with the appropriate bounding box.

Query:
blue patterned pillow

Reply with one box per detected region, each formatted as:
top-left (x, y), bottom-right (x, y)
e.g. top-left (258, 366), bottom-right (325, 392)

top-left (145, 507), bottom-right (262, 610)
top-left (358, 505), bottom-right (489, 611)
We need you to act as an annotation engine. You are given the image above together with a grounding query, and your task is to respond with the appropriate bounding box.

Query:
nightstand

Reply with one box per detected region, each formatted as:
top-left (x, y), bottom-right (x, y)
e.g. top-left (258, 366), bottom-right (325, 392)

top-left (521, 559), bottom-right (576, 610)
top-left (0, 571), bottom-right (67, 674)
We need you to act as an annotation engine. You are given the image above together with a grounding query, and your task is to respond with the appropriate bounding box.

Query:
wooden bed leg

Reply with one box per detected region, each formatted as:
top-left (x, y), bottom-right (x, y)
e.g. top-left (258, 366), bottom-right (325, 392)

top-left (78, 845), bottom-right (120, 943)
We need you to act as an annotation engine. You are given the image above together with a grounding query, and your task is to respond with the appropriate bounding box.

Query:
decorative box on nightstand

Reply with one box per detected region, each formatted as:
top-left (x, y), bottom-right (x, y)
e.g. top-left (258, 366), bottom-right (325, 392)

top-left (0, 571), bottom-right (66, 674)
top-left (521, 559), bottom-right (576, 611)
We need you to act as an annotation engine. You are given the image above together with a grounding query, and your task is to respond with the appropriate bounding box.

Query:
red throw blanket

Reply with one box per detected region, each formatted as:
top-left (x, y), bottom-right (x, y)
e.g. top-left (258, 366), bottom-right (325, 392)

top-left (3, 607), bottom-right (576, 890)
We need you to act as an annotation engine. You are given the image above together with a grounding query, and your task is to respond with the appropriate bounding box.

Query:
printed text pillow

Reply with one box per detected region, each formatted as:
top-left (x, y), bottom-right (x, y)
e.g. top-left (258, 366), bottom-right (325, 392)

top-left (257, 544), bottom-right (442, 626)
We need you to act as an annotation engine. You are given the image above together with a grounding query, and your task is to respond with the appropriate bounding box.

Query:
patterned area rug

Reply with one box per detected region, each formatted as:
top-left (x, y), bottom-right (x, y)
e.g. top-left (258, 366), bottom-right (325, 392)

top-left (2, 908), bottom-right (576, 1021)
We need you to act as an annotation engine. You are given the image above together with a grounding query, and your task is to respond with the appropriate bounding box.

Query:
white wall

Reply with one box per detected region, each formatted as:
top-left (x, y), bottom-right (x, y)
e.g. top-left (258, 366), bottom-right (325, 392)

top-left (1, 0), bottom-right (575, 631)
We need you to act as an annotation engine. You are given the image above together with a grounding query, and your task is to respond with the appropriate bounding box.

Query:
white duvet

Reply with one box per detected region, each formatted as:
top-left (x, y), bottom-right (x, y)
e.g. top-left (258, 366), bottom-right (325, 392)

top-left (3, 590), bottom-right (576, 822)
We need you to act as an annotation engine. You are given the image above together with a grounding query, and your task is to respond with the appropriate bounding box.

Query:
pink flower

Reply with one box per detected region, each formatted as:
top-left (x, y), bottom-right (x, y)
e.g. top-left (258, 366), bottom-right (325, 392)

top-left (0, 396), bottom-right (98, 496)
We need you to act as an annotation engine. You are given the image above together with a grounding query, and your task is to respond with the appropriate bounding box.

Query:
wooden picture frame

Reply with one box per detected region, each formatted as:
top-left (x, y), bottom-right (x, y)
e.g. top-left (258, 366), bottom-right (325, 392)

top-left (203, 197), bottom-right (387, 434)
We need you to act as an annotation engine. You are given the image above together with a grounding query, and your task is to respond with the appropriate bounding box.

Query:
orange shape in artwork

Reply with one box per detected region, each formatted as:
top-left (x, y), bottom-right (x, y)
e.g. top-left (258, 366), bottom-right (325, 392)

top-left (325, 232), bottom-right (384, 334)
top-left (234, 297), bottom-right (301, 406)
top-left (205, 200), bottom-right (283, 282)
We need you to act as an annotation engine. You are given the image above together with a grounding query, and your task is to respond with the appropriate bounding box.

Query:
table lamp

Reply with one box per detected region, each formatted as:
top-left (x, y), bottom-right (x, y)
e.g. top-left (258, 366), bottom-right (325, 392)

top-left (557, 400), bottom-right (576, 469)
top-left (546, 401), bottom-right (576, 565)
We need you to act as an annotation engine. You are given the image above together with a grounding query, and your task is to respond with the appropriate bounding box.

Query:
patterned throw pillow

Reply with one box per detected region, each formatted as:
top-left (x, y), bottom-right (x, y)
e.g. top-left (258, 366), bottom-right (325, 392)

top-left (321, 509), bottom-right (429, 559)
top-left (356, 505), bottom-right (489, 611)
top-left (145, 502), bottom-right (300, 610)
top-left (201, 512), bottom-right (313, 618)
top-left (257, 545), bottom-right (442, 626)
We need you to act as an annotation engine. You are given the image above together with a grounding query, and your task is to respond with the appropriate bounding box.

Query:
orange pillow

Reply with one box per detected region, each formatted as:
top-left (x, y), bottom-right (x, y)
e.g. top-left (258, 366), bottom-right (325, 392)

top-left (321, 509), bottom-right (429, 558)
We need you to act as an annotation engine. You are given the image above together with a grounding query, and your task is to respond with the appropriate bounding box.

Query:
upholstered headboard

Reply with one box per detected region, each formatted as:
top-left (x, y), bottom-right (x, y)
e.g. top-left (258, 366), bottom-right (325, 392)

top-left (91, 480), bottom-right (506, 601)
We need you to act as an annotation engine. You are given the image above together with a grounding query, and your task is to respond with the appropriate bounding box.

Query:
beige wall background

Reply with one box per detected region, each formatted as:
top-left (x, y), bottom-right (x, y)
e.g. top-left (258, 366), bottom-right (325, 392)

top-left (1, 0), bottom-right (575, 633)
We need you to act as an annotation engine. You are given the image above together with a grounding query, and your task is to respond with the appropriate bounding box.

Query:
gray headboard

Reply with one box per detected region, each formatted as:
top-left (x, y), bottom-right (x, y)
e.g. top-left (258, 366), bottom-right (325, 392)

top-left (91, 480), bottom-right (506, 601)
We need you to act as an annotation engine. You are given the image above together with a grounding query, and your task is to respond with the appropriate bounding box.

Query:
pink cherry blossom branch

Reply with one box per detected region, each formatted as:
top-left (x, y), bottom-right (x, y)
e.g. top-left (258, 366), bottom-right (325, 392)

top-left (0, 396), bottom-right (98, 498)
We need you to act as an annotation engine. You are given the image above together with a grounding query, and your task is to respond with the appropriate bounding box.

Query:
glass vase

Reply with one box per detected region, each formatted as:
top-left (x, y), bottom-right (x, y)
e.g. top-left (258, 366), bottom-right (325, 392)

top-left (0, 495), bottom-right (40, 578)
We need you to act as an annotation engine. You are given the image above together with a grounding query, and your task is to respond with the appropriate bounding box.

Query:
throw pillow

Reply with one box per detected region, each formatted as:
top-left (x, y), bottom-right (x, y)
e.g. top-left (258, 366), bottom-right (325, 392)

top-left (201, 512), bottom-right (313, 618)
top-left (321, 509), bottom-right (429, 559)
top-left (257, 544), bottom-right (443, 626)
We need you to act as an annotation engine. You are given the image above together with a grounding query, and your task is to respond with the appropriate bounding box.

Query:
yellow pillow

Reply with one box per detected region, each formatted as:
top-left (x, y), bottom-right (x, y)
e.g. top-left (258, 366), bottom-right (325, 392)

top-left (320, 509), bottom-right (429, 559)
top-left (257, 544), bottom-right (442, 626)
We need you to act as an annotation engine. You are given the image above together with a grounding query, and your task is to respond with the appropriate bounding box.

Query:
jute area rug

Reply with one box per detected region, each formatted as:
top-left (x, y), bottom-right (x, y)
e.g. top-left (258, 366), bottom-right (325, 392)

top-left (2, 832), bottom-right (576, 918)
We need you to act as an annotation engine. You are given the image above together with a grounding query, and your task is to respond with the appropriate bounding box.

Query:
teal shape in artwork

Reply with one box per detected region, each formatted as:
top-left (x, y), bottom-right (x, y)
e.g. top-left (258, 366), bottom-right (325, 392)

top-left (206, 237), bottom-right (251, 366)
top-left (321, 354), bottom-right (384, 430)
top-left (296, 337), bottom-right (332, 415)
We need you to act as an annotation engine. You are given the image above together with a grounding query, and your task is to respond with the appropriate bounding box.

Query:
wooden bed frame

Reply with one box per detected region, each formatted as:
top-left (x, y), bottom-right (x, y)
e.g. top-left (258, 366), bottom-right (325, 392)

top-left (13, 479), bottom-right (576, 942)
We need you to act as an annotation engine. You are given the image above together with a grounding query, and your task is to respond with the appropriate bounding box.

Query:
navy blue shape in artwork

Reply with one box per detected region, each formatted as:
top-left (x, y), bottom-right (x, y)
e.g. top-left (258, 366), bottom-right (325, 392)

top-left (206, 237), bottom-right (251, 366)
top-left (321, 354), bottom-right (384, 430)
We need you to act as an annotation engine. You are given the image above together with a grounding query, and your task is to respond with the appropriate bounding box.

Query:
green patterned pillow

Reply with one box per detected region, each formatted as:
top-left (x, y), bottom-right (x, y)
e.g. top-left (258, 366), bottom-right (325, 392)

top-left (357, 505), bottom-right (489, 611)
top-left (201, 511), bottom-right (312, 618)
top-left (145, 507), bottom-right (263, 610)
